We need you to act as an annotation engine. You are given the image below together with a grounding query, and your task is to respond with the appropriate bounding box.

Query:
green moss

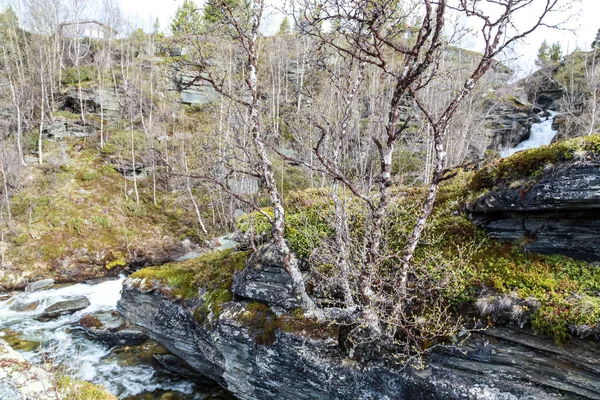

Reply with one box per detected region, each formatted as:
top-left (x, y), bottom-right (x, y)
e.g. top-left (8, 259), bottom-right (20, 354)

top-left (238, 302), bottom-right (279, 345)
top-left (61, 65), bottom-right (96, 85)
top-left (53, 110), bottom-right (81, 120)
top-left (470, 135), bottom-right (600, 191)
top-left (130, 249), bottom-right (250, 300)
top-left (106, 259), bottom-right (126, 270)
top-left (236, 200), bottom-right (333, 260)
top-left (194, 288), bottom-right (233, 325)
top-left (236, 302), bottom-right (339, 345)
top-left (101, 129), bottom-right (147, 156)
top-left (58, 376), bottom-right (115, 400)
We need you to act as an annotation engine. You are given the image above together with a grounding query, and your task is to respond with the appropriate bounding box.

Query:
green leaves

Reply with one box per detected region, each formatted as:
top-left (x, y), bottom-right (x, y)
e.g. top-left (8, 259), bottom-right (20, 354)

top-left (170, 0), bottom-right (202, 36)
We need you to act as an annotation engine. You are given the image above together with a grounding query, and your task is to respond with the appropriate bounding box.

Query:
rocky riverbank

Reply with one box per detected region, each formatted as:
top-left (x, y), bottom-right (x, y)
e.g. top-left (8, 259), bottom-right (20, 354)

top-left (118, 276), bottom-right (600, 400)
top-left (0, 338), bottom-right (116, 400)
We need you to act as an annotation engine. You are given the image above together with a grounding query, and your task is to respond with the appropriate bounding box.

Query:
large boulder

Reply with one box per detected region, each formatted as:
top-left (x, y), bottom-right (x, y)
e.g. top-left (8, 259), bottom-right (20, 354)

top-left (25, 278), bottom-right (55, 292)
top-left (231, 243), bottom-right (302, 309)
top-left (118, 281), bottom-right (600, 400)
top-left (469, 163), bottom-right (600, 261)
top-left (79, 311), bottom-right (148, 346)
top-left (38, 296), bottom-right (90, 320)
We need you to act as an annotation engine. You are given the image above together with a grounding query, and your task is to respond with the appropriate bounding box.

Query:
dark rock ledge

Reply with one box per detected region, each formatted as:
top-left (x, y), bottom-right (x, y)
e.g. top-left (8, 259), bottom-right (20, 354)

top-left (469, 163), bottom-right (600, 261)
top-left (118, 278), bottom-right (600, 400)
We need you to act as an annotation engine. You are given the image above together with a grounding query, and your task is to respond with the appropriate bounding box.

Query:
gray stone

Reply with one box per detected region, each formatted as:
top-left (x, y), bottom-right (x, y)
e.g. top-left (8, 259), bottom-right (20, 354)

top-left (485, 98), bottom-right (541, 152)
top-left (80, 311), bottom-right (148, 346)
top-left (9, 300), bottom-right (40, 312)
top-left (39, 296), bottom-right (90, 319)
top-left (25, 278), bottom-right (55, 292)
top-left (232, 243), bottom-right (301, 309)
top-left (118, 285), bottom-right (593, 400)
top-left (469, 163), bottom-right (600, 261)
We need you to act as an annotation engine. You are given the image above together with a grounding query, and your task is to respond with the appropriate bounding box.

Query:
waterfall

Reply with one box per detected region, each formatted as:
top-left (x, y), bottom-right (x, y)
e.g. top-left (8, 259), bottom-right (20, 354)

top-left (501, 111), bottom-right (558, 158)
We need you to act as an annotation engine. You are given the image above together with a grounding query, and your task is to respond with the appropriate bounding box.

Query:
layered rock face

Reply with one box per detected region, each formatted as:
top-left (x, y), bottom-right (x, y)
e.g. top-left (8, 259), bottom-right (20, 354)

top-left (485, 99), bottom-right (541, 151)
top-left (469, 163), bottom-right (600, 261)
top-left (118, 261), bottom-right (600, 400)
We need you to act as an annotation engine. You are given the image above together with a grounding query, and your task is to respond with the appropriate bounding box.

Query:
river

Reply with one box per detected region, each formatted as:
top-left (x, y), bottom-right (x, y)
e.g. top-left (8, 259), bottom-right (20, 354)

top-left (501, 110), bottom-right (558, 158)
top-left (0, 277), bottom-right (227, 399)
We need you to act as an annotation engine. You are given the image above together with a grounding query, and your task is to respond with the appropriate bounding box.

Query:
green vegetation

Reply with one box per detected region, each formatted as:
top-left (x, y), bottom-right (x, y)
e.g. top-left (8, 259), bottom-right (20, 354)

top-left (0, 136), bottom-right (200, 289)
top-left (53, 110), bottom-right (81, 120)
top-left (58, 376), bottom-right (116, 400)
top-left (236, 199), bottom-right (332, 260)
top-left (237, 302), bottom-right (338, 345)
top-left (235, 162), bottom-right (600, 344)
top-left (470, 134), bottom-right (600, 191)
top-left (61, 65), bottom-right (96, 85)
top-left (130, 249), bottom-right (249, 300)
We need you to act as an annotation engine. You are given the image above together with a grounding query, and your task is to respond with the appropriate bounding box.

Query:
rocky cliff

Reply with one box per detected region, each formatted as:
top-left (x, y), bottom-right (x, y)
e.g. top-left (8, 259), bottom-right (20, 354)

top-left (469, 162), bottom-right (600, 261)
top-left (118, 261), bottom-right (600, 400)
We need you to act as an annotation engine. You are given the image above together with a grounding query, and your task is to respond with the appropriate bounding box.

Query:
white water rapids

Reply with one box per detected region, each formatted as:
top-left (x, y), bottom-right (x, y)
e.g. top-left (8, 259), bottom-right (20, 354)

top-left (500, 111), bottom-right (558, 158)
top-left (0, 277), bottom-right (205, 399)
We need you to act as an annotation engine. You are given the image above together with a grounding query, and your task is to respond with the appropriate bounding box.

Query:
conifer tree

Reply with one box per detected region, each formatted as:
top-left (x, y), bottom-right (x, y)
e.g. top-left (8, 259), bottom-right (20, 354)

top-left (592, 28), bottom-right (600, 49)
top-left (170, 0), bottom-right (201, 36)
top-left (550, 42), bottom-right (562, 62)
top-left (277, 16), bottom-right (291, 35)
top-left (536, 40), bottom-right (550, 66)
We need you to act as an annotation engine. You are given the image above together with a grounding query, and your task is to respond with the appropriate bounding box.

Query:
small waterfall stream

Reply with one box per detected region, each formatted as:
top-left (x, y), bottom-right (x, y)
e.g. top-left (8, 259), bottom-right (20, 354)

top-left (501, 111), bottom-right (558, 158)
top-left (0, 278), bottom-right (221, 399)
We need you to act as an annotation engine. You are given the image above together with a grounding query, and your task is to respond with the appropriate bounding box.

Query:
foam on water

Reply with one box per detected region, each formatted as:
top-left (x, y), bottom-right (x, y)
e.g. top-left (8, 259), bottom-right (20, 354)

top-left (0, 277), bottom-right (196, 398)
top-left (500, 111), bottom-right (558, 158)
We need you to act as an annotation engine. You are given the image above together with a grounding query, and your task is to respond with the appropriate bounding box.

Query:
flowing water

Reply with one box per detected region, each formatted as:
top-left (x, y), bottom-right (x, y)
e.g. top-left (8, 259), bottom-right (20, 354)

top-left (501, 111), bottom-right (558, 158)
top-left (0, 277), bottom-right (224, 399)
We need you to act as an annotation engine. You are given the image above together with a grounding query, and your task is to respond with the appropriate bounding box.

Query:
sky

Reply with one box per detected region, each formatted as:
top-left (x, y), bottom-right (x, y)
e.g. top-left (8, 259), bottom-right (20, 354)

top-left (119, 0), bottom-right (600, 76)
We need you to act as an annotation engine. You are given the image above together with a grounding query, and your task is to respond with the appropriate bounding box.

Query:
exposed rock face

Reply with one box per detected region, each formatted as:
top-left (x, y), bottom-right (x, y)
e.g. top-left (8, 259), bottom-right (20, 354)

top-left (486, 98), bottom-right (541, 152)
top-left (59, 88), bottom-right (121, 121)
top-left (118, 278), bottom-right (600, 400)
top-left (39, 296), bottom-right (90, 320)
top-left (469, 163), bottom-right (600, 260)
top-left (231, 243), bottom-right (301, 309)
top-left (43, 117), bottom-right (97, 139)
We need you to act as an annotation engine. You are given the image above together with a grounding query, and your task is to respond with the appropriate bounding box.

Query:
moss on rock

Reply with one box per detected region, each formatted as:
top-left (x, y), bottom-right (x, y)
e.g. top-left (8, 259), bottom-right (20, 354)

top-left (130, 249), bottom-right (249, 300)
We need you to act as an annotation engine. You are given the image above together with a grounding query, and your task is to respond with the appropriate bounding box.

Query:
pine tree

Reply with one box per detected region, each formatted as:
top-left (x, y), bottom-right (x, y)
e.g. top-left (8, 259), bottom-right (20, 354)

top-left (203, 0), bottom-right (245, 25)
top-left (550, 42), bottom-right (562, 62)
top-left (593, 28), bottom-right (600, 49)
top-left (153, 17), bottom-right (160, 35)
top-left (535, 40), bottom-right (550, 67)
top-left (170, 0), bottom-right (201, 36)
top-left (277, 16), bottom-right (291, 35)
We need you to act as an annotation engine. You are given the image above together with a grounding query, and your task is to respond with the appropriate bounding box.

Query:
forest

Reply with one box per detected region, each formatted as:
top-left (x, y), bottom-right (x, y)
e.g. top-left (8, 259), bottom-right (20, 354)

top-left (4, 0), bottom-right (600, 399)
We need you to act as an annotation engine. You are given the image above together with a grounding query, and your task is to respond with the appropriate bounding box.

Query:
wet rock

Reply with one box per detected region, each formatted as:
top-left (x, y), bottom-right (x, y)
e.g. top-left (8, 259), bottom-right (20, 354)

top-left (80, 311), bottom-right (148, 346)
top-left (25, 278), bottom-right (55, 292)
top-left (469, 163), bottom-right (600, 261)
top-left (153, 354), bottom-right (213, 382)
top-left (119, 285), bottom-right (588, 400)
top-left (1, 329), bottom-right (41, 352)
top-left (486, 98), bottom-right (541, 151)
top-left (38, 296), bottom-right (90, 320)
top-left (9, 300), bottom-right (40, 312)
